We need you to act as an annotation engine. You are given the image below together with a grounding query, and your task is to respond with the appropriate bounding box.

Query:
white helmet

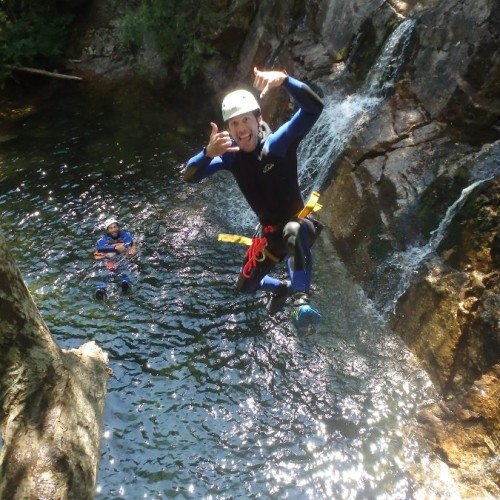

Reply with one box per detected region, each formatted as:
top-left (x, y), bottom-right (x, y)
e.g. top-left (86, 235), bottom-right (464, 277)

top-left (104, 217), bottom-right (119, 230)
top-left (221, 89), bottom-right (260, 122)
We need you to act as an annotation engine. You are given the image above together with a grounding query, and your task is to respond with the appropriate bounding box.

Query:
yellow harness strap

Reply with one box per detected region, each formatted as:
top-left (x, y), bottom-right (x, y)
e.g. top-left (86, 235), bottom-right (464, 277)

top-left (297, 191), bottom-right (322, 218)
top-left (218, 191), bottom-right (321, 264)
top-left (218, 234), bottom-right (253, 246)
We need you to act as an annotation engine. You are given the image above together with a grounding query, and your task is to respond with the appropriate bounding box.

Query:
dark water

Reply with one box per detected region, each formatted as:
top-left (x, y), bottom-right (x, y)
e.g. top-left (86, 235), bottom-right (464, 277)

top-left (0, 85), bottom-right (456, 498)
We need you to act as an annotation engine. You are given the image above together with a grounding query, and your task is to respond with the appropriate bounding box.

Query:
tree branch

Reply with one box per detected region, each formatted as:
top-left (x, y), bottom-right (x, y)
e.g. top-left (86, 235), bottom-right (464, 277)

top-left (5, 65), bottom-right (83, 81)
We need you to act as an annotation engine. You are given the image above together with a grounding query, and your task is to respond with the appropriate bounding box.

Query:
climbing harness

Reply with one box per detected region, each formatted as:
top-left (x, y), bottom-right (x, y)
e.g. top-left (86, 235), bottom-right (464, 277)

top-left (297, 191), bottom-right (322, 218)
top-left (218, 234), bottom-right (253, 246)
top-left (218, 191), bottom-right (322, 279)
top-left (242, 236), bottom-right (268, 278)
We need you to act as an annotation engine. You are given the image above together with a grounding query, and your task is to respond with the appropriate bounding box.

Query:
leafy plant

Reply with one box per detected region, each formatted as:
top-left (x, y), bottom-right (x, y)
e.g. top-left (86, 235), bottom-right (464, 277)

top-left (0, 0), bottom-right (88, 78)
top-left (119, 0), bottom-right (224, 86)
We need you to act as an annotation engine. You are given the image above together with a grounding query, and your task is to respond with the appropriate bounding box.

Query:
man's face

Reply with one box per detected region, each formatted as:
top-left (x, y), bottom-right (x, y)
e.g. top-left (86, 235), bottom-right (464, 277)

top-left (107, 223), bottom-right (120, 238)
top-left (227, 112), bottom-right (262, 152)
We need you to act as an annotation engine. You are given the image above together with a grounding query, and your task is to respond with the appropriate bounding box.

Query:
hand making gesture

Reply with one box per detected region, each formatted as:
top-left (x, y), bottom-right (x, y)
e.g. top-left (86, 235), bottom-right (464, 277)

top-left (205, 122), bottom-right (240, 158)
top-left (253, 67), bottom-right (287, 98)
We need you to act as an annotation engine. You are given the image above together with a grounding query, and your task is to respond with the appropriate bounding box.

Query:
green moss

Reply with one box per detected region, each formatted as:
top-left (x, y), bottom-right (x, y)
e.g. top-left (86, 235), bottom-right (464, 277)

top-left (337, 45), bottom-right (349, 61)
top-left (386, 15), bottom-right (400, 32)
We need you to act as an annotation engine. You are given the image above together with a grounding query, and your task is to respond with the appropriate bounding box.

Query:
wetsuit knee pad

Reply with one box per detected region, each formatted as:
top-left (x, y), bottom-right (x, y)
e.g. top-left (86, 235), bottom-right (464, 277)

top-left (284, 219), bottom-right (315, 253)
top-left (285, 219), bottom-right (316, 272)
top-left (283, 221), bottom-right (301, 253)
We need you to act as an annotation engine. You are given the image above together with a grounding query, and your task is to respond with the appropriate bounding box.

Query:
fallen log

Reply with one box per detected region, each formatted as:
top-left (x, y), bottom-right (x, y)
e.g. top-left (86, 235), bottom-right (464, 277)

top-left (4, 64), bottom-right (83, 81)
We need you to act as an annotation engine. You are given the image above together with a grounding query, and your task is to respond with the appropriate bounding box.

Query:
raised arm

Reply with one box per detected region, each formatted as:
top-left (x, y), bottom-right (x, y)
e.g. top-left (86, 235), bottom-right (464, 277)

top-left (253, 67), bottom-right (323, 118)
top-left (263, 74), bottom-right (324, 157)
top-left (283, 76), bottom-right (324, 119)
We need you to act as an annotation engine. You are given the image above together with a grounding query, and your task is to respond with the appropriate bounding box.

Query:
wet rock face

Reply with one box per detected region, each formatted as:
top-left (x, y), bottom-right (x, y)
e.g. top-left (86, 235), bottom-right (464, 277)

top-left (303, 1), bottom-right (499, 494)
top-left (417, 365), bottom-right (500, 499)
top-left (437, 179), bottom-right (500, 392)
top-left (318, 83), bottom-right (479, 284)
top-left (410, 0), bottom-right (500, 143)
top-left (390, 178), bottom-right (499, 497)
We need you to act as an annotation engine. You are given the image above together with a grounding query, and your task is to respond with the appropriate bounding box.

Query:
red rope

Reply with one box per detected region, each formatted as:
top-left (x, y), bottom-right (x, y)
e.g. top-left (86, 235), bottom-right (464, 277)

top-left (263, 225), bottom-right (277, 234)
top-left (242, 236), bottom-right (268, 278)
top-left (106, 260), bottom-right (117, 271)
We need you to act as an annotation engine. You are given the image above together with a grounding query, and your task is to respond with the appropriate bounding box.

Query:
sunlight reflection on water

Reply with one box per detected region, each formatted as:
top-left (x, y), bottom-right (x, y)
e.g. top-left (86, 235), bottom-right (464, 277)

top-left (0, 87), bottom-right (460, 499)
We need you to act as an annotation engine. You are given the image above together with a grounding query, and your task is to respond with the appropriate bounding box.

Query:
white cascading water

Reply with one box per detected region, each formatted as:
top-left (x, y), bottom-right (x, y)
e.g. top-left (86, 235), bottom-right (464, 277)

top-left (382, 177), bottom-right (495, 313)
top-left (298, 94), bottom-right (381, 194)
top-left (298, 17), bottom-right (500, 315)
top-left (298, 19), bottom-right (417, 195)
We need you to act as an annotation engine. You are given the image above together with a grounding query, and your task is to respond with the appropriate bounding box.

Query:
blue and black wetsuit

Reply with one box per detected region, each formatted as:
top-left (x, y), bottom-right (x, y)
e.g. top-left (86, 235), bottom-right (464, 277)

top-left (96, 230), bottom-right (134, 254)
top-left (94, 230), bottom-right (134, 293)
top-left (184, 76), bottom-right (324, 297)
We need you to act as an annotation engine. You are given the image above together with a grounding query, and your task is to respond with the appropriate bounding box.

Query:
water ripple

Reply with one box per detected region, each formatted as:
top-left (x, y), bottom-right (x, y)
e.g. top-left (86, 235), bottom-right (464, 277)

top-left (0, 89), bottom-right (454, 499)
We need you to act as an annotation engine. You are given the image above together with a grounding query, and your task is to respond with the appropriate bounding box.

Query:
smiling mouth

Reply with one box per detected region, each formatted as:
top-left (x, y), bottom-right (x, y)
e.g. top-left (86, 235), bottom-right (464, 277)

top-left (239, 133), bottom-right (252, 145)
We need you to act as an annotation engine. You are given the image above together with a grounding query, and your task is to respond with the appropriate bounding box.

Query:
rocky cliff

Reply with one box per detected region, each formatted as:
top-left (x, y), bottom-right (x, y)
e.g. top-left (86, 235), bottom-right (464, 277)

top-left (61, 0), bottom-right (500, 496)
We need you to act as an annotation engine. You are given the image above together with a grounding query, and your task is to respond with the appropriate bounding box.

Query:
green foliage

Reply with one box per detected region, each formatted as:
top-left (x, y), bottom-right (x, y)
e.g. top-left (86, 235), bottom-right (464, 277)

top-left (119, 0), bottom-right (223, 86)
top-left (0, 1), bottom-right (87, 78)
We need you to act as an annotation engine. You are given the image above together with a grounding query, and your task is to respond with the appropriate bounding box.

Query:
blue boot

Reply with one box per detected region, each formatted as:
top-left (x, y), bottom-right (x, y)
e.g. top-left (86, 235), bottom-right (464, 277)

top-left (292, 293), bottom-right (321, 333)
top-left (120, 273), bottom-right (132, 294)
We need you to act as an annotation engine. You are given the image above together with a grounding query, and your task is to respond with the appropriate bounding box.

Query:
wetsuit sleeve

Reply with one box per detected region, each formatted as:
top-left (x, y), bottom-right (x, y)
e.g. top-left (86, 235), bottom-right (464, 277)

top-left (284, 76), bottom-right (324, 117)
top-left (265, 76), bottom-right (324, 157)
top-left (121, 231), bottom-right (134, 246)
top-left (96, 236), bottom-right (115, 252)
top-left (183, 150), bottom-right (225, 183)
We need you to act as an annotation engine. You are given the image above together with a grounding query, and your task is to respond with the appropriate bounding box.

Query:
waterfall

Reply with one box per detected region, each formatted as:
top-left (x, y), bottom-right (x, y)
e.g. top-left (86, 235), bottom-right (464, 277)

top-left (428, 178), bottom-right (493, 248)
top-left (297, 16), bottom-right (496, 314)
top-left (298, 94), bottom-right (381, 193)
top-left (365, 19), bottom-right (417, 96)
top-left (298, 19), bottom-right (417, 195)
top-left (370, 142), bottom-right (499, 312)
top-left (375, 177), bottom-right (494, 313)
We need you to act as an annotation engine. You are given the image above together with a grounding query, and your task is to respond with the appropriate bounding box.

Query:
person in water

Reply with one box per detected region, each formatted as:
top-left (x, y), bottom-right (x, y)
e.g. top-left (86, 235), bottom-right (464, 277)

top-left (94, 217), bottom-right (137, 299)
top-left (183, 67), bottom-right (324, 328)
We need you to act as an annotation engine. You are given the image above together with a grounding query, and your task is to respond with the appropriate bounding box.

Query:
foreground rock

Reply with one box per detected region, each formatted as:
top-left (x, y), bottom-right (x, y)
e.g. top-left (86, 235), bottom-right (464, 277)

top-left (0, 232), bottom-right (110, 498)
